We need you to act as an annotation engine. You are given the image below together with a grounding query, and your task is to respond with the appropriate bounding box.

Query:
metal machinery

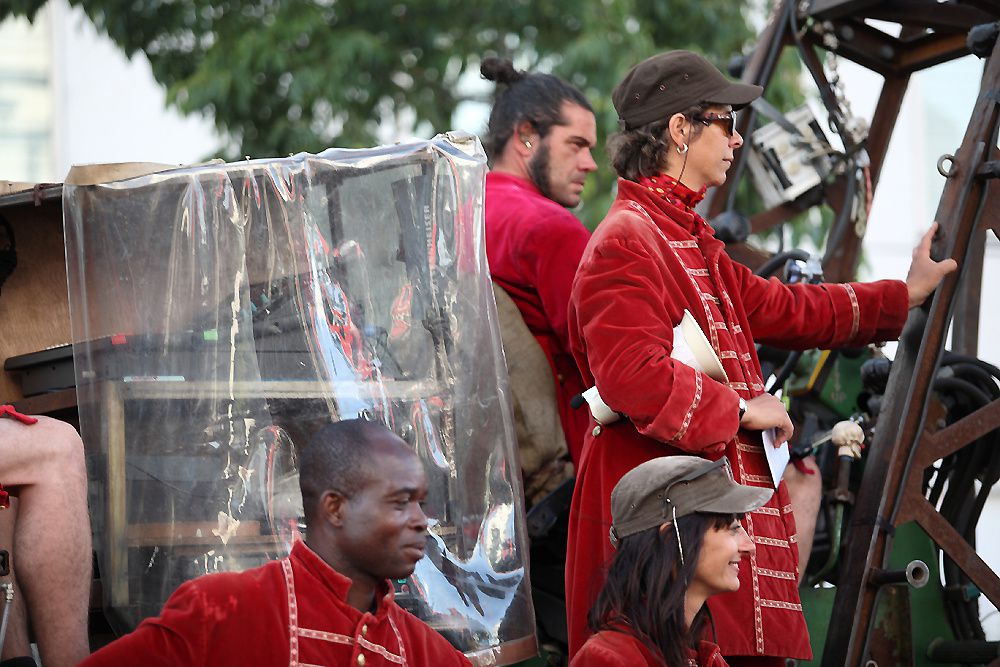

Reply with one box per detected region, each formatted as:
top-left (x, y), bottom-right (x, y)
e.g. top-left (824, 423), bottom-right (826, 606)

top-left (702, 0), bottom-right (1000, 664)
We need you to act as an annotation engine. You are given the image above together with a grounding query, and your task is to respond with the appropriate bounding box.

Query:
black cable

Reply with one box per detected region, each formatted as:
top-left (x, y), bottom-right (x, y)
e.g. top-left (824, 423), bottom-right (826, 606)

top-left (931, 374), bottom-right (995, 640)
top-left (942, 351), bottom-right (1000, 382)
top-left (934, 377), bottom-right (993, 409)
top-left (769, 350), bottom-right (804, 395)
top-left (821, 168), bottom-right (859, 266)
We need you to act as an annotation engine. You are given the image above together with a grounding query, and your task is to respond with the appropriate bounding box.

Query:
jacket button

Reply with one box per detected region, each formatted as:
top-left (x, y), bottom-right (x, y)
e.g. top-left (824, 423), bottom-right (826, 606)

top-left (357, 654), bottom-right (366, 666)
top-left (361, 624), bottom-right (368, 636)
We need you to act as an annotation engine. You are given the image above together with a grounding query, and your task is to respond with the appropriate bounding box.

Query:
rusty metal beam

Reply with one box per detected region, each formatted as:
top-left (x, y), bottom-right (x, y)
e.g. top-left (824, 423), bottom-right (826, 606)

top-left (964, 0), bottom-right (1000, 15)
top-left (981, 177), bottom-right (1000, 239)
top-left (950, 225), bottom-right (985, 355)
top-left (915, 398), bottom-right (1000, 468)
top-left (749, 200), bottom-right (812, 235)
top-left (903, 495), bottom-right (1000, 607)
top-left (822, 29), bottom-right (1000, 667)
top-left (724, 243), bottom-right (773, 272)
top-left (826, 19), bottom-right (901, 76)
top-left (807, 0), bottom-right (883, 21)
top-left (866, 73), bottom-right (911, 191)
top-left (867, 0), bottom-right (995, 32)
top-left (899, 32), bottom-right (973, 72)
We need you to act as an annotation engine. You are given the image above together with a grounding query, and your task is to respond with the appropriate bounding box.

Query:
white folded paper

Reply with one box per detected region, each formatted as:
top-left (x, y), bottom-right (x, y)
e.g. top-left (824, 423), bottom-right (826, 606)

top-left (672, 310), bottom-right (728, 382)
top-left (581, 386), bottom-right (621, 425)
top-left (762, 427), bottom-right (789, 487)
top-left (579, 310), bottom-right (728, 427)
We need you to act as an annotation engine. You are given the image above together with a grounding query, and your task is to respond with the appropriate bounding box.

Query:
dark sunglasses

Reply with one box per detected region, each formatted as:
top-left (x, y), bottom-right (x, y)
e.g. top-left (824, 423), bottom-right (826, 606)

top-left (694, 112), bottom-right (736, 137)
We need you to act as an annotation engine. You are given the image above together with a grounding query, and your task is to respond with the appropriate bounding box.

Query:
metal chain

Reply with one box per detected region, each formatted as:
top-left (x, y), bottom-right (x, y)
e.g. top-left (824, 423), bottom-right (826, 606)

top-left (816, 21), bottom-right (869, 149)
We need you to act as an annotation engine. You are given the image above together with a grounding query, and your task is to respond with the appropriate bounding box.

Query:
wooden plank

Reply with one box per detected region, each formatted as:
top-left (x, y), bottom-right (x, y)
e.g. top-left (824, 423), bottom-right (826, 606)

top-left (11, 388), bottom-right (78, 416)
top-left (0, 203), bottom-right (71, 403)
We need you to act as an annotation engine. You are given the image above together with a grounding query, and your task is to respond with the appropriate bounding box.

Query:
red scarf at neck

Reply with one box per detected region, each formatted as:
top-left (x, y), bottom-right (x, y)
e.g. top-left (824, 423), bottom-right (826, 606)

top-left (636, 173), bottom-right (707, 212)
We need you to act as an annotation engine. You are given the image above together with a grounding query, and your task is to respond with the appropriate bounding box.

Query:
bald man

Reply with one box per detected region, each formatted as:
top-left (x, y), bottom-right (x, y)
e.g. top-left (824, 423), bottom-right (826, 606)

top-left (81, 420), bottom-right (471, 667)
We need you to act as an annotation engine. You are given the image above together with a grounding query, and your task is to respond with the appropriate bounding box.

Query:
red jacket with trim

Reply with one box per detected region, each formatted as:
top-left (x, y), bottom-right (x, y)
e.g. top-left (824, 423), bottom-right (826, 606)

top-left (564, 178), bottom-right (908, 660)
top-left (80, 541), bottom-right (471, 667)
top-left (571, 628), bottom-right (729, 667)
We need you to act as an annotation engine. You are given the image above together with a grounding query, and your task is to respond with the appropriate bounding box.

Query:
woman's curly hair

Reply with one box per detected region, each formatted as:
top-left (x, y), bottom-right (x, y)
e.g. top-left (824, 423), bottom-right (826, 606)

top-left (607, 103), bottom-right (709, 181)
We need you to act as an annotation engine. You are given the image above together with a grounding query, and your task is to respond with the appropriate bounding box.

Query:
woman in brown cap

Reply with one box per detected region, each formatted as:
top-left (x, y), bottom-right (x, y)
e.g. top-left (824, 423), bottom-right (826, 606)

top-left (572, 456), bottom-right (772, 666)
top-left (563, 50), bottom-right (955, 664)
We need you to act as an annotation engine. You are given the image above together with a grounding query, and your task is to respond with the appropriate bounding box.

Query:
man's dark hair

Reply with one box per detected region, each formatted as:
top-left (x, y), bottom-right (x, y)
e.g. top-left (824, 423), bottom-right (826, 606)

top-left (298, 419), bottom-right (410, 519)
top-left (607, 103), bottom-right (708, 181)
top-left (480, 57), bottom-right (593, 162)
top-left (588, 512), bottom-right (739, 666)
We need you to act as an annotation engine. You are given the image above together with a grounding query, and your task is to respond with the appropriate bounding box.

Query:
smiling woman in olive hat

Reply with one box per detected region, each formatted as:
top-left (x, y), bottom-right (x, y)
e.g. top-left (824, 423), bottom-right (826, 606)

top-left (572, 456), bottom-right (772, 667)
top-left (563, 50), bottom-right (955, 664)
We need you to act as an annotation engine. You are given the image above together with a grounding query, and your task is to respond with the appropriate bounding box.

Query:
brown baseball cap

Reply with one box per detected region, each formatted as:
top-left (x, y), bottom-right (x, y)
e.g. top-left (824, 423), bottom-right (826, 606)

top-left (609, 456), bottom-right (772, 546)
top-left (612, 50), bottom-right (763, 131)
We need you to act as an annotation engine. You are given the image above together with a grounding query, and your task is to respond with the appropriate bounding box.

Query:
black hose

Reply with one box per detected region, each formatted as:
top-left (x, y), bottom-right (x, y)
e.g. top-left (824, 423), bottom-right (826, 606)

top-left (769, 350), bottom-right (805, 395)
top-left (934, 377), bottom-right (993, 409)
top-left (942, 351), bottom-right (1000, 379)
top-left (821, 170), bottom-right (860, 266)
top-left (931, 374), bottom-right (995, 640)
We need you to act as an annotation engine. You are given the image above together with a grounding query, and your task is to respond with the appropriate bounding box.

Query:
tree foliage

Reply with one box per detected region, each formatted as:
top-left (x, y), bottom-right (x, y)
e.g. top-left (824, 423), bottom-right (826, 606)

top-left (3, 0), bottom-right (797, 226)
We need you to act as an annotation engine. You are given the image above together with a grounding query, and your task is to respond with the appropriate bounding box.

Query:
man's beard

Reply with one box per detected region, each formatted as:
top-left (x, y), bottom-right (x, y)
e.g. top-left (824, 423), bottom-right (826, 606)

top-left (527, 143), bottom-right (560, 206)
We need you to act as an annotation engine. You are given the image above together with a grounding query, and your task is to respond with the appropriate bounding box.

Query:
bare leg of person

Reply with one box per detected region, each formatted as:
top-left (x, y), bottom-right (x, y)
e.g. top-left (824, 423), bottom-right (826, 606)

top-left (0, 502), bottom-right (32, 661)
top-left (783, 455), bottom-right (822, 583)
top-left (2, 417), bottom-right (92, 667)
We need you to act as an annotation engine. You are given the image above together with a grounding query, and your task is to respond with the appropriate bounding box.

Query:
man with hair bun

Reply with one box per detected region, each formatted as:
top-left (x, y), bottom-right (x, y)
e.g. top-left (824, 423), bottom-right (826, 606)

top-left (481, 57), bottom-right (598, 465)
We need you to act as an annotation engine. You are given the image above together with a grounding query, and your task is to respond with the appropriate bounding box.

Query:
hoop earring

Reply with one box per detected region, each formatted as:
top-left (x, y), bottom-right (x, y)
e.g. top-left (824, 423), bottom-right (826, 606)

top-left (676, 143), bottom-right (688, 155)
top-left (524, 140), bottom-right (532, 149)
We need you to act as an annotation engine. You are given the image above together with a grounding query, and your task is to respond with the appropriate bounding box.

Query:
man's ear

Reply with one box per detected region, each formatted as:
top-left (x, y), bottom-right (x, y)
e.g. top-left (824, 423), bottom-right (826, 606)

top-left (320, 490), bottom-right (348, 527)
top-left (513, 120), bottom-right (537, 157)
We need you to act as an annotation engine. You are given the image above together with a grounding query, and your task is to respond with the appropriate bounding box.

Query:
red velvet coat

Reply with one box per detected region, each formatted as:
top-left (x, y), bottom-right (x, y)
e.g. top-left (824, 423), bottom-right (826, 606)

top-left (564, 178), bottom-right (909, 660)
top-left (80, 541), bottom-right (471, 667)
top-left (485, 171), bottom-right (592, 463)
top-left (572, 629), bottom-right (729, 667)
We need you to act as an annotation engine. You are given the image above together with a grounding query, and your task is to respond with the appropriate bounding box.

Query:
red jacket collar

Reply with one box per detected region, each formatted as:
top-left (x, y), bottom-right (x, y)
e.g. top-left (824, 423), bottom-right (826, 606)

top-left (616, 178), bottom-right (717, 241)
top-left (292, 541), bottom-right (395, 618)
top-left (486, 170), bottom-right (544, 197)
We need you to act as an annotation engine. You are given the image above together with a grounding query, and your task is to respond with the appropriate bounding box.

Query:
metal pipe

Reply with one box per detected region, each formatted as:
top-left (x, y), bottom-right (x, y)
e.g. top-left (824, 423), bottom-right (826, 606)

top-left (0, 582), bottom-right (13, 656)
top-left (868, 560), bottom-right (930, 588)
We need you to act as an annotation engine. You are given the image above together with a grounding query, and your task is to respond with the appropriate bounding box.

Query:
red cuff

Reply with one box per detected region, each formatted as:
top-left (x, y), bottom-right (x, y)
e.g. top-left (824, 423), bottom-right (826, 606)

top-left (791, 457), bottom-right (816, 475)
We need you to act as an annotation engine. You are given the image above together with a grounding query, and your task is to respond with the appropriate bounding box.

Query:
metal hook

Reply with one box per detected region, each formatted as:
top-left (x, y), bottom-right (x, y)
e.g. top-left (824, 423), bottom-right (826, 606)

top-left (937, 154), bottom-right (957, 178)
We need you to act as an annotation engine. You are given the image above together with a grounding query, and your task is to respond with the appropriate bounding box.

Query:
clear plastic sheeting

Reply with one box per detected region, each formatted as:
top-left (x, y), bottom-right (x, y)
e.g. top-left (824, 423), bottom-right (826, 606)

top-left (63, 135), bottom-right (536, 664)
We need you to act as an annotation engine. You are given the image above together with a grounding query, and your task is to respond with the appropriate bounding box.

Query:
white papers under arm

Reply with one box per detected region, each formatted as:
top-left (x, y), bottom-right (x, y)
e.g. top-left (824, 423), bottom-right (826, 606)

top-left (762, 427), bottom-right (790, 488)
